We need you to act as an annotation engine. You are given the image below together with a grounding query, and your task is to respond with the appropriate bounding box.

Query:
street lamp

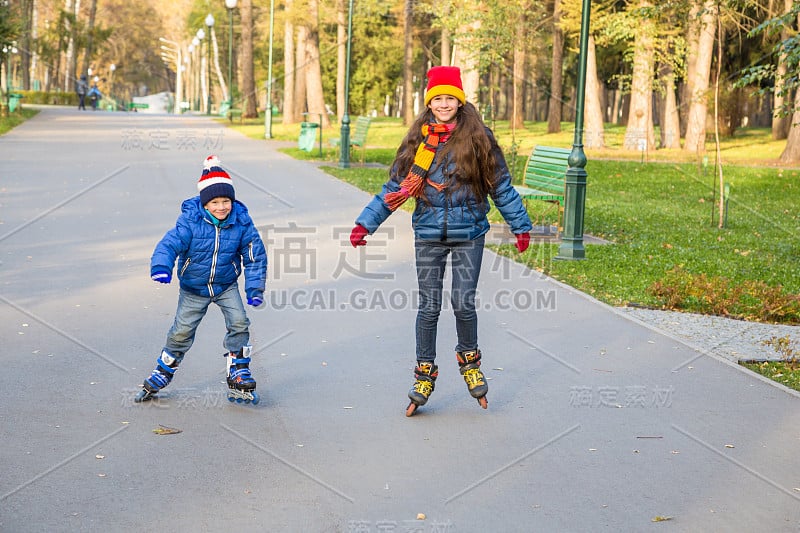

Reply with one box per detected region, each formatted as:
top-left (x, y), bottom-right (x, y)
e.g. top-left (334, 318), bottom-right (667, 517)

top-left (338, 0), bottom-right (354, 168)
top-left (556, 0), bottom-right (591, 260)
top-left (205, 13), bottom-right (215, 115)
top-left (226, 0), bottom-right (237, 111)
top-left (264, 0), bottom-right (275, 138)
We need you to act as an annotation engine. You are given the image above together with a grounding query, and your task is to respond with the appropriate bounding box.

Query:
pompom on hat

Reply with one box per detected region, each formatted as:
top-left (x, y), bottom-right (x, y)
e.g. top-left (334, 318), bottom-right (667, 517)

top-left (424, 66), bottom-right (466, 106)
top-left (197, 155), bottom-right (235, 205)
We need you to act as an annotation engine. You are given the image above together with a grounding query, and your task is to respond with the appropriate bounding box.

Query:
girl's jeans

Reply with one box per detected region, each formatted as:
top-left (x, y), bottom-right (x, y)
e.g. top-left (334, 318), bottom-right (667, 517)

top-left (163, 283), bottom-right (250, 361)
top-left (414, 235), bottom-right (485, 362)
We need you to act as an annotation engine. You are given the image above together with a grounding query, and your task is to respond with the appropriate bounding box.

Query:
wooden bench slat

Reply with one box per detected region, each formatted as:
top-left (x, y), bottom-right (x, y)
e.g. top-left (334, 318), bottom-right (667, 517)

top-left (330, 116), bottom-right (372, 163)
top-left (513, 145), bottom-right (571, 229)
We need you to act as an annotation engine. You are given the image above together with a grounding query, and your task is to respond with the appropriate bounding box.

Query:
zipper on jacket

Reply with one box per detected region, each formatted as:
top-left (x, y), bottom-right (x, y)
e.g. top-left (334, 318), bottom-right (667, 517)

top-left (180, 258), bottom-right (192, 276)
top-left (207, 226), bottom-right (221, 297)
top-left (442, 196), bottom-right (449, 242)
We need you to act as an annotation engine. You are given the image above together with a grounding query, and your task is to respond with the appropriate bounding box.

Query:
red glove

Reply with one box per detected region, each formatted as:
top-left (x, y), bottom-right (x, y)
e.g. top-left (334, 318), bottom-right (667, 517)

top-left (515, 232), bottom-right (530, 253)
top-left (350, 224), bottom-right (368, 247)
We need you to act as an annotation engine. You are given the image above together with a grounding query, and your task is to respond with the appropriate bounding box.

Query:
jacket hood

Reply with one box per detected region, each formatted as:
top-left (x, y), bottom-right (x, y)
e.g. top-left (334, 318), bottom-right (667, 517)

top-left (181, 196), bottom-right (252, 226)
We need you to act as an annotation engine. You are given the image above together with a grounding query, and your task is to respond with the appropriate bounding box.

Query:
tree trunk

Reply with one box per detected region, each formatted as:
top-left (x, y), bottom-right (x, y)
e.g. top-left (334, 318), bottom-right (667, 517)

top-left (680, 1), bottom-right (701, 137)
top-left (683, 0), bottom-right (717, 154)
top-left (282, 0), bottom-right (295, 124)
top-left (624, 1), bottom-right (656, 152)
top-left (453, 19), bottom-right (481, 105)
top-left (293, 25), bottom-right (307, 121)
top-left (240, 0), bottom-right (257, 118)
top-left (772, 0), bottom-right (793, 140)
top-left (511, 12), bottom-right (526, 130)
top-left (304, 0), bottom-right (330, 128)
top-left (80, 0), bottom-right (97, 79)
top-left (65, 0), bottom-right (78, 91)
top-left (547, 0), bottom-right (563, 133)
top-left (441, 26), bottom-right (451, 66)
top-left (211, 28), bottom-right (227, 108)
top-left (659, 61), bottom-right (681, 149)
top-left (335, 0), bottom-right (345, 121)
top-left (402, 0), bottom-right (414, 125)
top-left (780, 11), bottom-right (800, 163)
top-left (584, 35), bottom-right (605, 149)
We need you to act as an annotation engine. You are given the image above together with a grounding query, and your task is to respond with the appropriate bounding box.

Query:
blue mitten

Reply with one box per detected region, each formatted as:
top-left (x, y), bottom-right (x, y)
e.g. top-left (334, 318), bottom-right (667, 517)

top-left (151, 271), bottom-right (172, 284)
top-left (247, 291), bottom-right (264, 307)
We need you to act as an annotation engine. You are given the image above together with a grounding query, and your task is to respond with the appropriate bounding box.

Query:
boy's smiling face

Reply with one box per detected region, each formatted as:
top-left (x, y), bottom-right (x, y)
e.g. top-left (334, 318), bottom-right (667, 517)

top-left (205, 197), bottom-right (232, 220)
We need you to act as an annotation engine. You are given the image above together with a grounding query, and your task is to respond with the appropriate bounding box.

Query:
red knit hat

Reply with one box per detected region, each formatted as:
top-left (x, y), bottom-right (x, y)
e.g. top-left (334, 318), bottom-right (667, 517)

top-left (424, 66), bottom-right (466, 106)
top-left (197, 155), bottom-right (235, 205)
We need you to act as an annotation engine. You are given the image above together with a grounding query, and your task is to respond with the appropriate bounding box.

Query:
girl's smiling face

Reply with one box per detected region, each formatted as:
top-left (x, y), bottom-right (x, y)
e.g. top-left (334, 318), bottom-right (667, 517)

top-left (428, 94), bottom-right (461, 124)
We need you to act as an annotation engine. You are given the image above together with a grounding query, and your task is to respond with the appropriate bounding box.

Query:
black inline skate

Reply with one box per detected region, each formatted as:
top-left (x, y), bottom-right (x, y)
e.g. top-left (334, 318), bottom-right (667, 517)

top-left (226, 345), bottom-right (259, 405)
top-left (405, 362), bottom-right (438, 417)
top-left (134, 349), bottom-right (180, 402)
top-left (457, 349), bottom-right (488, 409)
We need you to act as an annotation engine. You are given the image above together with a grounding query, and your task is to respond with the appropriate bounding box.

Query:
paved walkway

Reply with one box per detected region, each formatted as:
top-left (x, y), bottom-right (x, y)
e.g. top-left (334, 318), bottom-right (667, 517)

top-left (1, 107), bottom-right (799, 532)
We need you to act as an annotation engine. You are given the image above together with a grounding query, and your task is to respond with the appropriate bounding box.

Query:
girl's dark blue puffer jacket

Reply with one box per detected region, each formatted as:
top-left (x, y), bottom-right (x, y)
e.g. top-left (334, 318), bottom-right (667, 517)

top-left (355, 127), bottom-right (532, 241)
top-left (151, 197), bottom-right (267, 299)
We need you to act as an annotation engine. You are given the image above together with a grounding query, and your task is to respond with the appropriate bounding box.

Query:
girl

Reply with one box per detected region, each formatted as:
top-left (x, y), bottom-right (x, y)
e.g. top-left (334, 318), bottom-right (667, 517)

top-left (350, 66), bottom-right (532, 416)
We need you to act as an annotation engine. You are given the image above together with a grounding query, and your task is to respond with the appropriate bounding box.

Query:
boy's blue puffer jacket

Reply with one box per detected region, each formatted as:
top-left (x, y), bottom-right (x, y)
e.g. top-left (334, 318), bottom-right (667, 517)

top-left (151, 197), bottom-right (267, 299)
top-left (355, 127), bottom-right (532, 241)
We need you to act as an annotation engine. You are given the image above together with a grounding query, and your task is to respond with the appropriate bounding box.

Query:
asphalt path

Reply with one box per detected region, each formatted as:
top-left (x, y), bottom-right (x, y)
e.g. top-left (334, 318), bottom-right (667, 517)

top-left (1, 106), bottom-right (799, 532)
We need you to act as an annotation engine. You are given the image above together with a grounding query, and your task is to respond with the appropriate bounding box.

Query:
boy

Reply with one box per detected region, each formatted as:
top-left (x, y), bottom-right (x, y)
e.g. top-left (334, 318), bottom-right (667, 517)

top-left (134, 155), bottom-right (267, 404)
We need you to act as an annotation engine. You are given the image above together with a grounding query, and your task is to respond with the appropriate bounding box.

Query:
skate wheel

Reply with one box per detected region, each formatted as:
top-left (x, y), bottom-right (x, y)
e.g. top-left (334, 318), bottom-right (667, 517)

top-left (405, 403), bottom-right (418, 417)
top-left (134, 389), bottom-right (151, 403)
top-left (228, 396), bottom-right (236, 403)
top-left (251, 392), bottom-right (260, 405)
top-left (477, 396), bottom-right (488, 409)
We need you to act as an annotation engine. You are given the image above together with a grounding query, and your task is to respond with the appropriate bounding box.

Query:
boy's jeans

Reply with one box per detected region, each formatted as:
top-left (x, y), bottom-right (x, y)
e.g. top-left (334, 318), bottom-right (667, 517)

top-left (414, 235), bottom-right (485, 362)
top-left (164, 283), bottom-right (250, 360)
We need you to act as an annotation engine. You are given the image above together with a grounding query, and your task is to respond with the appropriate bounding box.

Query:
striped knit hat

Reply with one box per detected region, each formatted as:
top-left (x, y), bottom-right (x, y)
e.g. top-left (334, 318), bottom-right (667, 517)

top-left (197, 155), bottom-right (235, 205)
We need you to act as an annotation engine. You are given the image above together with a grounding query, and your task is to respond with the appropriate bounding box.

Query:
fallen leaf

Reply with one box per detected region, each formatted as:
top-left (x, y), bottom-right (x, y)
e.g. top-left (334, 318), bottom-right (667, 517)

top-left (97, 473), bottom-right (106, 478)
top-left (724, 444), bottom-right (735, 449)
top-left (416, 513), bottom-right (426, 520)
top-left (652, 515), bottom-right (673, 522)
top-left (95, 455), bottom-right (105, 459)
top-left (152, 425), bottom-right (182, 435)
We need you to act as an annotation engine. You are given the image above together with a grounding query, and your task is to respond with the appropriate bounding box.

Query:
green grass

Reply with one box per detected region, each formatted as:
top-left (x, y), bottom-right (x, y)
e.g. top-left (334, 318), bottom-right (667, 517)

top-left (0, 107), bottom-right (38, 135)
top-left (228, 115), bottom-right (800, 389)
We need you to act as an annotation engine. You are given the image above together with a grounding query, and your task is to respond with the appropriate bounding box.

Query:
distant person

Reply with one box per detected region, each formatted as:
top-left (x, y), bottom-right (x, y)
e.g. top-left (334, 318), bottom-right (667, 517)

top-left (88, 82), bottom-right (102, 111)
top-left (133, 155), bottom-right (268, 405)
top-left (76, 75), bottom-right (88, 110)
top-left (348, 66), bottom-right (533, 416)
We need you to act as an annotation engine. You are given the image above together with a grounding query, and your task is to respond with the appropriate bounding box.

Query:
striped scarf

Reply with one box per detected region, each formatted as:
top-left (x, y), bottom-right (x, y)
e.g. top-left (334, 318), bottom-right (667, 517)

top-left (384, 123), bottom-right (455, 211)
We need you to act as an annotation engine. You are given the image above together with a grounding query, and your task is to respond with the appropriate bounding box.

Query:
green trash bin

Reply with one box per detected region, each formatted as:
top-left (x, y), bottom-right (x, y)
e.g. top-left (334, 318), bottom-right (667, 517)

top-left (298, 122), bottom-right (319, 152)
top-left (8, 94), bottom-right (22, 113)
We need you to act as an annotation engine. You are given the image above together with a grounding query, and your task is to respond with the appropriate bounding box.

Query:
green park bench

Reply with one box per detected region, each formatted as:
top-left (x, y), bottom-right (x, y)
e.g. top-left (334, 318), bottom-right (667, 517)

top-left (513, 145), bottom-right (571, 230)
top-left (219, 100), bottom-right (242, 123)
top-left (330, 116), bottom-right (372, 164)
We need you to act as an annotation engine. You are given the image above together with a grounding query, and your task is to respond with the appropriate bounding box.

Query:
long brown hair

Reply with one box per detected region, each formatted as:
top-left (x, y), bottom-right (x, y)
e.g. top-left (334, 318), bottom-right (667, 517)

top-left (392, 102), bottom-right (497, 204)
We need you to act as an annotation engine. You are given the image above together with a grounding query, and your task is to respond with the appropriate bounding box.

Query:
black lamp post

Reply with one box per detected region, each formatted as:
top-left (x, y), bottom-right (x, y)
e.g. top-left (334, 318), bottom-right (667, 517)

top-left (556, 0), bottom-right (591, 260)
top-left (205, 13), bottom-right (215, 115)
top-left (337, 0), bottom-right (354, 169)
